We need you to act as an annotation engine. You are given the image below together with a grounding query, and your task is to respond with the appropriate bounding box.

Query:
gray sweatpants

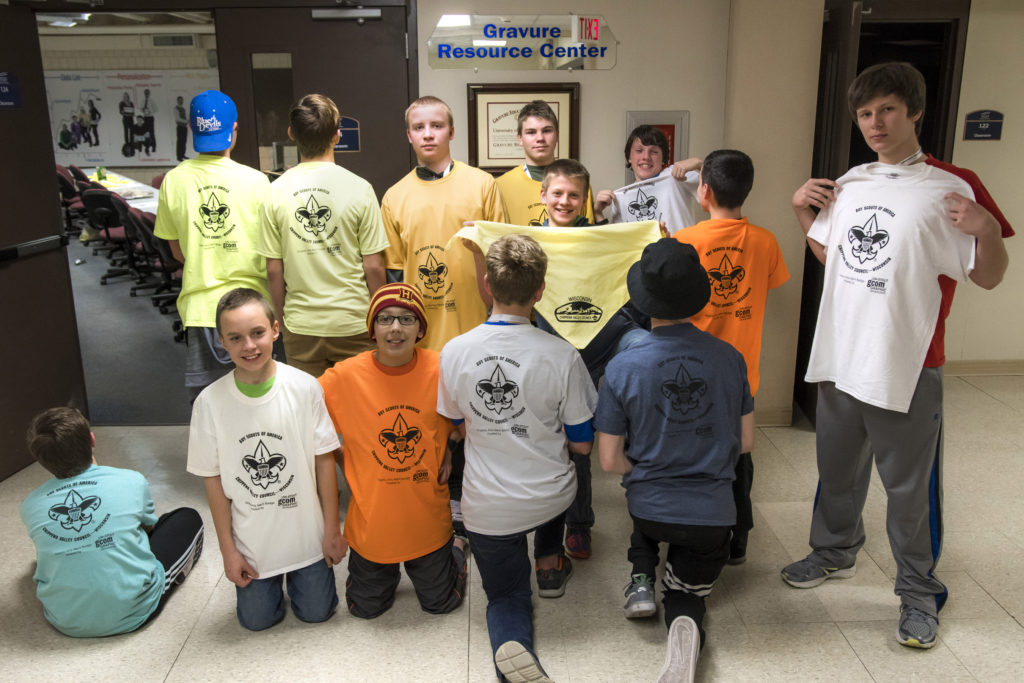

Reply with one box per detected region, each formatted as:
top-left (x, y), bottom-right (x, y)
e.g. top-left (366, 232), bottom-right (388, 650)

top-left (809, 367), bottom-right (947, 616)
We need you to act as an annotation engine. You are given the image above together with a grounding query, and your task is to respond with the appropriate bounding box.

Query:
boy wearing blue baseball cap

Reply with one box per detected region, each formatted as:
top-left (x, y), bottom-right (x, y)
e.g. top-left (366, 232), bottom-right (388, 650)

top-left (155, 90), bottom-right (276, 402)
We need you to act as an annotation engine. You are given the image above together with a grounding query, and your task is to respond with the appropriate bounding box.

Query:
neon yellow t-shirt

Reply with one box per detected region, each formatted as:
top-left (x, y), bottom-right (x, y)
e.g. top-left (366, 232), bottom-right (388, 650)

top-left (381, 161), bottom-right (507, 351)
top-left (258, 161), bottom-right (389, 337)
top-left (496, 164), bottom-right (595, 226)
top-left (154, 156), bottom-right (271, 328)
top-left (452, 220), bottom-right (660, 349)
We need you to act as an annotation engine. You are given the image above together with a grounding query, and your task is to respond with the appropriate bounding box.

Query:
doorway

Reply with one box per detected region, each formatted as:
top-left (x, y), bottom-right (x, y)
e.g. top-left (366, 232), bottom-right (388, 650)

top-left (792, 0), bottom-right (971, 424)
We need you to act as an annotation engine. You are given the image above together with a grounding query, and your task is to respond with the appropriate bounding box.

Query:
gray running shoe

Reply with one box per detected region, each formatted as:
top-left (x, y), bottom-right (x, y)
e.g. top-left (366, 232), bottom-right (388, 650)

top-left (897, 604), bottom-right (938, 649)
top-left (624, 573), bottom-right (657, 618)
top-left (536, 554), bottom-right (573, 598)
top-left (495, 641), bottom-right (552, 683)
top-left (657, 616), bottom-right (700, 683)
top-left (780, 557), bottom-right (855, 588)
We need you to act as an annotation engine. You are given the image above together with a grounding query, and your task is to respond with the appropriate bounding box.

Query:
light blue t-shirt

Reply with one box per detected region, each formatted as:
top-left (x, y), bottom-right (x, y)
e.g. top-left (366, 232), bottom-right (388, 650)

top-left (20, 464), bottom-right (164, 637)
top-left (594, 323), bottom-right (753, 526)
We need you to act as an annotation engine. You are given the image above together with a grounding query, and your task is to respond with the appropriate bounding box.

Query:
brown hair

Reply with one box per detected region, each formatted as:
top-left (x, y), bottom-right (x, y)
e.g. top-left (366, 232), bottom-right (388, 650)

top-left (486, 234), bottom-right (547, 306)
top-left (848, 62), bottom-right (926, 135)
top-left (27, 407), bottom-right (92, 479)
top-left (404, 95), bottom-right (454, 128)
top-left (215, 288), bottom-right (276, 335)
top-left (517, 100), bottom-right (558, 135)
top-left (290, 94), bottom-right (340, 159)
top-left (624, 125), bottom-right (670, 169)
top-left (541, 158), bottom-right (590, 197)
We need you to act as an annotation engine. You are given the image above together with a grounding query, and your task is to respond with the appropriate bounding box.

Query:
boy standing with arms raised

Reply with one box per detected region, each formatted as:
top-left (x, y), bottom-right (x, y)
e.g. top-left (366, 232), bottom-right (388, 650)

top-left (260, 93), bottom-right (389, 377)
top-left (155, 90), bottom-right (273, 401)
top-left (784, 62), bottom-right (1012, 648)
top-left (318, 283), bottom-right (467, 619)
top-left (438, 234), bottom-right (597, 682)
top-left (496, 100), bottom-right (594, 226)
top-left (674, 149), bottom-right (789, 563)
top-left (596, 238), bottom-right (753, 682)
top-left (188, 288), bottom-right (345, 631)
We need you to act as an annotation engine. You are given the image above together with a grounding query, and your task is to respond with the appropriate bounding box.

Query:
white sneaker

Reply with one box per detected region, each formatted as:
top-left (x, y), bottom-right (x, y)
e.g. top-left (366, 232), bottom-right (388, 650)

top-left (657, 616), bottom-right (700, 683)
top-left (495, 641), bottom-right (552, 683)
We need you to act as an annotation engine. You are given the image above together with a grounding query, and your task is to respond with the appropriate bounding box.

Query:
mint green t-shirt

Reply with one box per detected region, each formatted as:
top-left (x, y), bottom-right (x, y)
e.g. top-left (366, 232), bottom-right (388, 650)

top-left (20, 465), bottom-right (164, 637)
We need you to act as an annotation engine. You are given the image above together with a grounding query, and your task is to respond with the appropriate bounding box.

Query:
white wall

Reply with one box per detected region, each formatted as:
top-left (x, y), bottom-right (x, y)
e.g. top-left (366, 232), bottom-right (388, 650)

top-left (946, 0), bottom-right (1024, 369)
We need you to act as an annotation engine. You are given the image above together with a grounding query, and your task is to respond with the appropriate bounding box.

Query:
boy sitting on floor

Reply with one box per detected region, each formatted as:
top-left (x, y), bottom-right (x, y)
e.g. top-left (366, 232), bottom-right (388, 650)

top-left (21, 407), bottom-right (204, 637)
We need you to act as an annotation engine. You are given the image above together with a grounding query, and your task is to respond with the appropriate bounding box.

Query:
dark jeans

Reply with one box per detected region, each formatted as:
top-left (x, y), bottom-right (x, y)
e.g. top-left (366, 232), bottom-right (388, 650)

top-left (467, 512), bottom-right (566, 680)
top-left (628, 515), bottom-right (730, 647)
top-left (235, 558), bottom-right (338, 631)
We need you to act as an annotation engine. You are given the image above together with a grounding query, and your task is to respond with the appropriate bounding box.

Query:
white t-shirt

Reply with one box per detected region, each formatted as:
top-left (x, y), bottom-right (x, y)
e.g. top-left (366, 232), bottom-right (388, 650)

top-left (806, 162), bottom-right (975, 412)
top-left (608, 167), bottom-right (700, 233)
top-left (187, 363), bottom-right (340, 577)
top-left (437, 316), bottom-right (597, 535)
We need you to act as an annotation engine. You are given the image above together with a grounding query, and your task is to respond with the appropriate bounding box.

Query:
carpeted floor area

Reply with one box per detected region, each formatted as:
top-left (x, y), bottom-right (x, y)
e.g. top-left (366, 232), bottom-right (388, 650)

top-left (67, 237), bottom-right (191, 425)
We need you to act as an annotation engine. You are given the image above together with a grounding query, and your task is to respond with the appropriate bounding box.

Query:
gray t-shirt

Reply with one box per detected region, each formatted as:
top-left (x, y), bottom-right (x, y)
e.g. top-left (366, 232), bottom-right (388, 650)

top-left (594, 322), bottom-right (752, 526)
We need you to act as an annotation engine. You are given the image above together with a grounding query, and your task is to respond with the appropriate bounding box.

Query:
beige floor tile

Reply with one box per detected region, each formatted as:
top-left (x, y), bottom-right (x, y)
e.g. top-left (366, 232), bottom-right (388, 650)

top-left (940, 614), bottom-right (1024, 681)
top-left (837, 619), bottom-right (974, 681)
top-left (744, 622), bottom-right (872, 680)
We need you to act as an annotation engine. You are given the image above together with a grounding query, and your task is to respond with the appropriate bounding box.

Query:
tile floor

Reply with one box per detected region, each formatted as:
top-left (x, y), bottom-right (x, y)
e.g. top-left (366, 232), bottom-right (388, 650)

top-left (2, 375), bottom-right (1022, 682)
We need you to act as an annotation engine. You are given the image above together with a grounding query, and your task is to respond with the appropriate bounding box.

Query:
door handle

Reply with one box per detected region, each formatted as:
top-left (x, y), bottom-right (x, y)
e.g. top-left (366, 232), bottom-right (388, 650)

top-left (312, 9), bottom-right (383, 23)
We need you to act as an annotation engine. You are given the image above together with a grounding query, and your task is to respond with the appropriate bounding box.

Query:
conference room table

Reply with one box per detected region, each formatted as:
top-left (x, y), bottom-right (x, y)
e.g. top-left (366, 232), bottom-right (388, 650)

top-left (86, 168), bottom-right (159, 214)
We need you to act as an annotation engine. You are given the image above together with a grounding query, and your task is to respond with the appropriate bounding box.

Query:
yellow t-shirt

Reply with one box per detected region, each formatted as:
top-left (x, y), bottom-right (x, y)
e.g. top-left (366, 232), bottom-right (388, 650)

top-left (453, 220), bottom-right (661, 349)
top-left (496, 164), bottom-right (595, 226)
top-left (318, 349), bottom-right (453, 564)
top-left (257, 161), bottom-right (389, 337)
top-left (381, 161), bottom-right (507, 350)
top-left (154, 156), bottom-right (271, 328)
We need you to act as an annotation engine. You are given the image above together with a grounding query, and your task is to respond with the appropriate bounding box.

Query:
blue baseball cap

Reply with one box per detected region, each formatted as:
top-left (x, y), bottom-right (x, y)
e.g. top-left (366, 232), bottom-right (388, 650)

top-left (190, 90), bottom-right (237, 153)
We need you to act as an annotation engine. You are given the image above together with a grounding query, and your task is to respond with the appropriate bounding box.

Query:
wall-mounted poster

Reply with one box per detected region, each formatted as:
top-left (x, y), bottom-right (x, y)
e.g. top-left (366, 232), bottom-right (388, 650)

top-left (45, 69), bottom-right (220, 167)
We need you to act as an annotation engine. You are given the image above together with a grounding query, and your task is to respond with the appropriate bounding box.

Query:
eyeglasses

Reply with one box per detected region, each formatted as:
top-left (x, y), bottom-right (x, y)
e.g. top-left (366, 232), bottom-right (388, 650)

top-left (374, 313), bottom-right (419, 327)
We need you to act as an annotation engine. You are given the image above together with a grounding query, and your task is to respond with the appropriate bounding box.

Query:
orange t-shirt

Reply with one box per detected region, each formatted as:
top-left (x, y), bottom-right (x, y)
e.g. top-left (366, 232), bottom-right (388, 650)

top-left (318, 348), bottom-right (453, 563)
top-left (674, 218), bottom-right (789, 396)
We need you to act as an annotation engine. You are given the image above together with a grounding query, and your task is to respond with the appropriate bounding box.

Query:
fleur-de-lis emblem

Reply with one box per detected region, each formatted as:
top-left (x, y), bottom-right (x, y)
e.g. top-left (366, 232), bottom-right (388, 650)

top-left (48, 489), bottom-right (101, 532)
top-left (199, 193), bottom-right (231, 231)
top-left (476, 364), bottom-right (519, 414)
top-left (294, 194), bottom-right (332, 235)
top-left (708, 254), bottom-right (746, 299)
top-left (627, 187), bottom-right (658, 220)
top-left (241, 440), bottom-right (287, 489)
top-left (378, 413), bottom-right (423, 463)
top-left (417, 252), bottom-right (448, 293)
top-left (848, 213), bottom-right (890, 264)
top-left (660, 363), bottom-right (707, 414)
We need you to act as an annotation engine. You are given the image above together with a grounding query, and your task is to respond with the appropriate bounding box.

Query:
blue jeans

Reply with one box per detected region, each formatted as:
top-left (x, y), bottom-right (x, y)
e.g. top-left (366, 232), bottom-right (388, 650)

top-left (467, 513), bottom-right (565, 680)
top-left (235, 558), bottom-right (338, 631)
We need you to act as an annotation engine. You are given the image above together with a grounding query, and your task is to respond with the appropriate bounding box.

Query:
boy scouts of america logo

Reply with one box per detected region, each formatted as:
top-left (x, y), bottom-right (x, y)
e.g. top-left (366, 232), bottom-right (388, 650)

top-left (242, 440), bottom-right (287, 489)
top-left (199, 193), bottom-right (231, 232)
top-left (295, 195), bottom-right (332, 235)
top-left (848, 214), bottom-right (890, 264)
top-left (627, 187), bottom-right (658, 221)
top-left (530, 207), bottom-right (548, 227)
top-left (378, 413), bottom-right (422, 464)
top-left (476, 364), bottom-right (519, 414)
top-left (661, 363), bottom-right (707, 414)
top-left (417, 252), bottom-right (448, 293)
top-left (48, 489), bottom-right (101, 532)
top-left (708, 254), bottom-right (746, 299)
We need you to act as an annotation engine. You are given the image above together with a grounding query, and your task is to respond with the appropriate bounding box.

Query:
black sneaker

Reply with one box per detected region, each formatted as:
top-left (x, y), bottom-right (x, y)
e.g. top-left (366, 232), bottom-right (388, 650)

top-left (536, 554), bottom-right (573, 598)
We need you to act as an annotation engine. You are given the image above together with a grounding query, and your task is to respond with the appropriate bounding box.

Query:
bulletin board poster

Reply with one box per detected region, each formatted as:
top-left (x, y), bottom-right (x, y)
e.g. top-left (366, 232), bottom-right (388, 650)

top-left (45, 69), bottom-right (220, 167)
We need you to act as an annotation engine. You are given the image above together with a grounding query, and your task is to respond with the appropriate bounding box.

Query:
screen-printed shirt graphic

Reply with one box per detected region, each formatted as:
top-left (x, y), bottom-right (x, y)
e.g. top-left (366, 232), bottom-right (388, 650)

top-left (609, 167), bottom-right (699, 233)
top-left (806, 161), bottom-right (976, 412)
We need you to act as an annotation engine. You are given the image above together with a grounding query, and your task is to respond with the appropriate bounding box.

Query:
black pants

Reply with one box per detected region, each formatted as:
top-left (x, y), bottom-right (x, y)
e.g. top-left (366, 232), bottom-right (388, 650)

top-left (731, 452), bottom-right (754, 553)
top-left (121, 115), bottom-right (134, 147)
top-left (345, 537), bottom-right (466, 619)
top-left (628, 516), bottom-right (730, 647)
top-left (143, 507), bottom-right (205, 624)
top-left (176, 124), bottom-right (188, 160)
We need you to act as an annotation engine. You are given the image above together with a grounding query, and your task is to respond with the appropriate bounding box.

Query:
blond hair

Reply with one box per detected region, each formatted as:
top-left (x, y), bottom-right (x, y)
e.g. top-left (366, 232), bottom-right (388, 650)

top-left (404, 95), bottom-right (454, 129)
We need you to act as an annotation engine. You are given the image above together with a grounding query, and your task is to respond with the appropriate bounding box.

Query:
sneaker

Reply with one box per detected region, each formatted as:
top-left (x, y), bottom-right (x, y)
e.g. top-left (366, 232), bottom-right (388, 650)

top-left (536, 554), bottom-right (573, 598)
top-left (657, 616), bottom-right (700, 683)
top-left (565, 528), bottom-right (592, 559)
top-left (780, 557), bottom-right (855, 588)
top-left (624, 573), bottom-right (657, 618)
top-left (897, 604), bottom-right (938, 649)
top-left (495, 641), bottom-right (553, 683)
